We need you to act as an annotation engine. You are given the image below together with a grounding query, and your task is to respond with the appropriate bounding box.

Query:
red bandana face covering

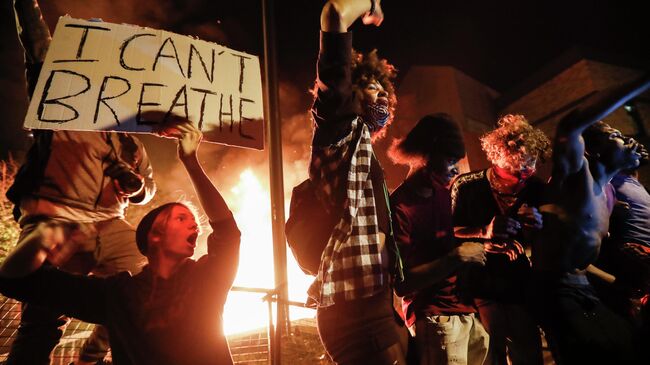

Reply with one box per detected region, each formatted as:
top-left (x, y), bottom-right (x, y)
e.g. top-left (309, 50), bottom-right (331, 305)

top-left (517, 166), bottom-right (536, 181)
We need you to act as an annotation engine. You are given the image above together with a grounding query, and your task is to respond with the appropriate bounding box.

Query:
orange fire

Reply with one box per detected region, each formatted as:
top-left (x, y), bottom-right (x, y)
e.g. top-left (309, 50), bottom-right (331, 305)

top-left (220, 168), bottom-right (314, 335)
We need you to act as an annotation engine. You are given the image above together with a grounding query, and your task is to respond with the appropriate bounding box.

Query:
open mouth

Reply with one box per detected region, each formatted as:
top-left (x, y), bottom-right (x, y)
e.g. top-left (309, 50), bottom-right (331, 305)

top-left (187, 232), bottom-right (198, 246)
top-left (628, 143), bottom-right (641, 159)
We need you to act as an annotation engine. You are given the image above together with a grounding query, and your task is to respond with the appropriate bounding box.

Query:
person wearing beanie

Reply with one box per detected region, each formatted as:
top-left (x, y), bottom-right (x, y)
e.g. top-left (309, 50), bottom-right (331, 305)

top-left (389, 113), bottom-right (490, 365)
top-left (0, 121), bottom-right (240, 365)
top-left (451, 114), bottom-right (551, 365)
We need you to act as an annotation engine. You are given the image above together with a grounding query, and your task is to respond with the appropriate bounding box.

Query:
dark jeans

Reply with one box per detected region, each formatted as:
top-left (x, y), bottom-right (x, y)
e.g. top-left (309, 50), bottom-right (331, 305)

top-left (317, 289), bottom-right (408, 365)
top-left (475, 299), bottom-right (543, 365)
top-left (7, 302), bottom-right (70, 365)
top-left (527, 272), bottom-right (637, 365)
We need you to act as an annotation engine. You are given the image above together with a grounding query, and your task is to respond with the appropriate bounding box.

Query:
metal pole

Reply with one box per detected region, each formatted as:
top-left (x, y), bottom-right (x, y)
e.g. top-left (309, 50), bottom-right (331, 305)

top-left (261, 0), bottom-right (289, 364)
top-left (266, 294), bottom-right (275, 365)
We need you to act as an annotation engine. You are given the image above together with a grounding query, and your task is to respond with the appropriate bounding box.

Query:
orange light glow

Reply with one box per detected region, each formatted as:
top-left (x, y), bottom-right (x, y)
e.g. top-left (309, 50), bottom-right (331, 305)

top-left (214, 168), bottom-right (314, 335)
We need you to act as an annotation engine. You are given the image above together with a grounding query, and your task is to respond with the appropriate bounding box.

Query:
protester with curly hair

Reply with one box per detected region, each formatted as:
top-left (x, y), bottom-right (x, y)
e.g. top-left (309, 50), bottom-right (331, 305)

top-left (304, 0), bottom-right (407, 363)
top-left (451, 114), bottom-right (551, 365)
top-left (349, 49), bottom-right (397, 140)
top-left (479, 114), bottom-right (551, 181)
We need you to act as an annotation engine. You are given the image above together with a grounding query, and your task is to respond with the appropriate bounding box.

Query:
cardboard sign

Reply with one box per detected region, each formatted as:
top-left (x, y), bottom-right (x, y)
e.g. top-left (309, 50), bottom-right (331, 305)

top-left (25, 16), bottom-right (265, 150)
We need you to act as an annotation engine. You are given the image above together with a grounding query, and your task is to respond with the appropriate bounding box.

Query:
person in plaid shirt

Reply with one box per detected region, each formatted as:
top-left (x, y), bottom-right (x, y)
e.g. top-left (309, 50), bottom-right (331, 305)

top-left (308, 0), bottom-right (407, 364)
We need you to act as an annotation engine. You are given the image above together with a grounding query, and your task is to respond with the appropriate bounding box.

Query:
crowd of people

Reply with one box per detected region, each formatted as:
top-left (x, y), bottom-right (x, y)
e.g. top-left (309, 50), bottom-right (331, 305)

top-left (1, 0), bottom-right (649, 364)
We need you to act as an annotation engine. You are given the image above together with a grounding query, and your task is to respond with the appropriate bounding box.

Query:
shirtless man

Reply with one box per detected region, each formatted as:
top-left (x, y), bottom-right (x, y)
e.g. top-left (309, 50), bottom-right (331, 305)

top-left (530, 76), bottom-right (649, 364)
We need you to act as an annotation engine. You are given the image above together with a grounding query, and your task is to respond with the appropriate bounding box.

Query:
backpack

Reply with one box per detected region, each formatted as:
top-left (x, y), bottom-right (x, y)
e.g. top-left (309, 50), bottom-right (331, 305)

top-left (285, 179), bottom-right (340, 276)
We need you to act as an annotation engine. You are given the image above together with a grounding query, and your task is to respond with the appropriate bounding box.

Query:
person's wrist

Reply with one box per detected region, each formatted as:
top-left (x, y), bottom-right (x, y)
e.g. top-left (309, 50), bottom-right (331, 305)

top-left (180, 152), bottom-right (199, 165)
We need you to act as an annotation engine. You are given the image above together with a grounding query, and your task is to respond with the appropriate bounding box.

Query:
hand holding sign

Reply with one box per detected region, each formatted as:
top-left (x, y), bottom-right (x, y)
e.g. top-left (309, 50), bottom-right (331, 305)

top-left (25, 17), bottom-right (265, 150)
top-left (152, 111), bottom-right (203, 161)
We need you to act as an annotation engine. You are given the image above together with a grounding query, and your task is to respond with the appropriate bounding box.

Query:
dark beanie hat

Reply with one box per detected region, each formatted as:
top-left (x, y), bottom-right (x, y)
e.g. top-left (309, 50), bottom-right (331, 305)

top-left (400, 113), bottom-right (465, 159)
top-left (135, 203), bottom-right (179, 255)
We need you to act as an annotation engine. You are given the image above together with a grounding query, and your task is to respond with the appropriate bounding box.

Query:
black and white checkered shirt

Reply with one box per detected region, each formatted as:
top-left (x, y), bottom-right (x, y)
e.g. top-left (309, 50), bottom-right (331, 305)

top-left (308, 117), bottom-right (387, 306)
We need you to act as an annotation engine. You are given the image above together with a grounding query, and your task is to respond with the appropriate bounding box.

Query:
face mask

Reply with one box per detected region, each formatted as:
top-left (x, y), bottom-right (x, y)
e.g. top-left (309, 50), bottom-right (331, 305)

top-left (364, 102), bottom-right (390, 132)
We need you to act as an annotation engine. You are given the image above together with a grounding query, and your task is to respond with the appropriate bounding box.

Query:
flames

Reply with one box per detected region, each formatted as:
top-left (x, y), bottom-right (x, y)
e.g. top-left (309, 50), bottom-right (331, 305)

top-left (144, 80), bottom-right (316, 335)
top-left (221, 167), bottom-right (315, 335)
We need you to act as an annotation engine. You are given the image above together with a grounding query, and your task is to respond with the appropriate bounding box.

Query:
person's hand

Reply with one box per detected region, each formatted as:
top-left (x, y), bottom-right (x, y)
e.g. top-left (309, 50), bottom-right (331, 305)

top-left (153, 114), bottom-right (203, 161)
top-left (518, 204), bottom-right (543, 230)
top-left (361, 0), bottom-right (384, 26)
top-left (486, 215), bottom-right (521, 239)
top-left (35, 222), bottom-right (88, 267)
top-left (455, 242), bottom-right (487, 266)
top-left (322, 0), bottom-right (384, 32)
top-left (484, 240), bottom-right (525, 261)
top-left (174, 121), bottom-right (203, 161)
top-left (154, 113), bottom-right (190, 139)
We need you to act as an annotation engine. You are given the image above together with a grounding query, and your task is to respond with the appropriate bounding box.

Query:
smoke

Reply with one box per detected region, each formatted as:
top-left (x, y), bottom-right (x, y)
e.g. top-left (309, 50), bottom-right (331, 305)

top-left (127, 78), bottom-right (313, 249)
top-left (5, 2), bottom-right (317, 307)
top-left (41, 0), bottom-right (231, 45)
top-left (19, 0), bottom-right (313, 219)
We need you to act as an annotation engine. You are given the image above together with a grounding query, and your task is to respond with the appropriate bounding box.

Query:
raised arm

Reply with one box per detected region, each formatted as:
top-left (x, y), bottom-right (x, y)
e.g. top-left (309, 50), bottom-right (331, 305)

top-left (312, 0), bottom-right (384, 144)
top-left (553, 76), bottom-right (650, 180)
top-left (14, 0), bottom-right (51, 96)
top-left (165, 121), bottom-right (239, 286)
top-left (171, 122), bottom-right (233, 223)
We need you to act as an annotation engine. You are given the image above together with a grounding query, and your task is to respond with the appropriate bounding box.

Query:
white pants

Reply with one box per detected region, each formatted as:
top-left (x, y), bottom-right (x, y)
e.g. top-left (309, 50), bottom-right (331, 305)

top-left (414, 313), bottom-right (490, 365)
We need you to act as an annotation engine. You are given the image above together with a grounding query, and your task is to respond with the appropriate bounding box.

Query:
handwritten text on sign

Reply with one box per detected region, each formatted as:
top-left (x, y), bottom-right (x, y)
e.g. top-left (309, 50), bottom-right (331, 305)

top-left (25, 17), bottom-right (264, 149)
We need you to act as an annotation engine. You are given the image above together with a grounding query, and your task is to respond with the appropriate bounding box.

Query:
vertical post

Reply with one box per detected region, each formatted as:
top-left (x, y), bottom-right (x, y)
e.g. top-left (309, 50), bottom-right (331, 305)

top-left (261, 0), bottom-right (289, 364)
top-left (266, 296), bottom-right (275, 365)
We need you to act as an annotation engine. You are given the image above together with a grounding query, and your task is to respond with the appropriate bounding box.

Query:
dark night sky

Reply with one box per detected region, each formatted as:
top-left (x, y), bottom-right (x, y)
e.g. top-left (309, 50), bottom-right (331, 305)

top-left (0, 0), bottom-right (648, 157)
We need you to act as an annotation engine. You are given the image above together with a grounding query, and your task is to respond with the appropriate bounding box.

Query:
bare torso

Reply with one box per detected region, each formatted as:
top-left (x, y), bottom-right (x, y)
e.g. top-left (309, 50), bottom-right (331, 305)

top-left (534, 157), bottom-right (610, 273)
